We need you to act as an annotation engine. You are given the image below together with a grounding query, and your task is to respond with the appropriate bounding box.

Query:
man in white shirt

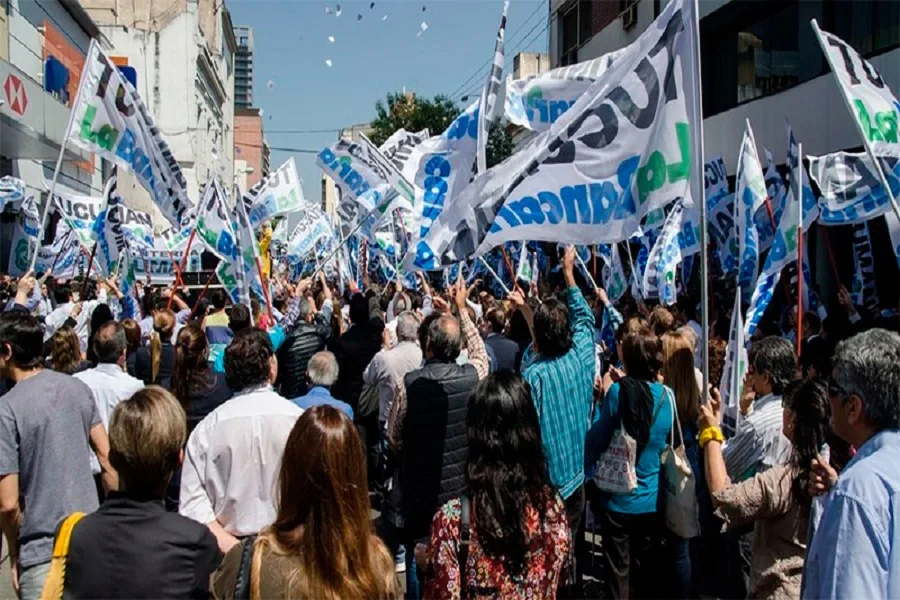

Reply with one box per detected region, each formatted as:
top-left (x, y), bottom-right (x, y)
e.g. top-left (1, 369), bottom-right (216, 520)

top-left (74, 322), bottom-right (144, 474)
top-left (180, 327), bottom-right (302, 553)
top-left (43, 283), bottom-right (108, 352)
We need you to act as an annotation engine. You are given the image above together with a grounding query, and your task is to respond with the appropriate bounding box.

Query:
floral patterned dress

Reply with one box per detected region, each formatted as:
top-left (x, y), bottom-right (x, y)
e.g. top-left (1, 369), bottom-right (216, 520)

top-left (423, 492), bottom-right (569, 599)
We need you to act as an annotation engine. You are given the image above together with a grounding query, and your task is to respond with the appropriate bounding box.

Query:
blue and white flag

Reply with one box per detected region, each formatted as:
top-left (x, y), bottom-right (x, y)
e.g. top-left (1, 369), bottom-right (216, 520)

top-left (410, 0), bottom-right (702, 270)
top-left (734, 121), bottom-right (768, 300)
top-left (242, 158), bottom-right (306, 229)
top-left (643, 199), bottom-right (690, 305)
top-left (476, 0), bottom-right (508, 175)
top-left (721, 289), bottom-right (746, 439)
top-left (704, 156), bottom-right (738, 273)
top-left (515, 242), bottom-right (533, 284)
top-left (601, 244), bottom-right (627, 302)
top-left (886, 210), bottom-right (900, 271)
top-left (808, 152), bottom-right (900, 225)
top-left (850, 222), bottom-right (879, 313)
top-left (756, 148), bottom-right (787, 253)
top-left (0, 176), bottom-right (26, 211)
top-left (53, 190), bottom-right (105, 247)
top-left (20, 196), bottom-right (41, 239)
top-left (196, 179), bottom-right (239, 262)
top-left (786, 123), bottom-right (820, 229)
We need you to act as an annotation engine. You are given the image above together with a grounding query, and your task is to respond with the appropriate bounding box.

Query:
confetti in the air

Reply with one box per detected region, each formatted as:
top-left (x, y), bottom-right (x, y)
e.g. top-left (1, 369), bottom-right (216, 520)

top-left (267, 80), bottom-right (275, 88)
top-left (328, 35), bottom-right (335, 43)
top-left (420, 21), bottom-right (428, 32)
top-left (382, 14), bottom-right (388, 20)
top-left (370, 1), bottom-right (375, 8)
top-left (325, 58), bottom-right (333, 67)
top-left (422, 5), bottom-right (426, 11)
top-left (335, 4), bottom-right (342, 17)
top-left (325, 6), bottom-right (332, 14)
top-left (357, 12), bottom-right (363, 20)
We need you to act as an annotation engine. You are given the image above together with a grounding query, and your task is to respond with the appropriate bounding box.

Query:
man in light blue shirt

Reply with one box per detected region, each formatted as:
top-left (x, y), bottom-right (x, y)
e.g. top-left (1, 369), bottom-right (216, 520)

top-left (291, 351), bottom-right (353, 419)
top-left (803, 329), bottom-right (900, 599)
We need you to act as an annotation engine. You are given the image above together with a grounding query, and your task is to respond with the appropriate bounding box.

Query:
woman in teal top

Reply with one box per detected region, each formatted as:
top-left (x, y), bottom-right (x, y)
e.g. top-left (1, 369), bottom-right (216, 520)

top-left (584, 325), bottom-right (674, 599)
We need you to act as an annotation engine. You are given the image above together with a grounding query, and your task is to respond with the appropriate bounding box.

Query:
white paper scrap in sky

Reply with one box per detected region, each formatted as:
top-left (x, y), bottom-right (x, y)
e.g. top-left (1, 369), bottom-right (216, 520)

top-left (325, 59), bottom-right (333, 67)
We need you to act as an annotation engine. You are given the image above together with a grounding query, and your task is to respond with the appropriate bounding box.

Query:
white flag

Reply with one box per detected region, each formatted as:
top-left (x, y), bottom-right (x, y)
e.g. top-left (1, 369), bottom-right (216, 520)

top-left (515, 243), bottom-right (532, 283)
top-left (812, 20), bottom-right (900, 160)
top-left (720, 290), bottom-right (746, 439)
top-left (476, 0), bottom-right (509, 175)
top-left (808, 151), bottom-right (900, 225)
top-left (734, 121), bottom-right (767, 299)
top-left (67, 40), bottom-right (192, 228)
top-left (317, 139), bottom-right (396, 212)
top-left (409, 0), bottom-right (701, 270)
top-left (242, 158), bottom-right (306, 229)
top-left (602, 244), bottom-right (628, 303)
top-left (196, 179), bottom-right (239, 261)
top-left (643, 199), bottom-right (690, 305)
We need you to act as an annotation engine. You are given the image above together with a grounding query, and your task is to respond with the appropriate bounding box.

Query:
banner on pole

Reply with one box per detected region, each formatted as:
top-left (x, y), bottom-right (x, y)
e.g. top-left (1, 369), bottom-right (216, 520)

top-left (808, 151), bottom-right (900, 225)
top-left (476, 0), bottom-right (509, 175)
top-left (735, 121), bottom-right (768, 300)
top-left (242, 157), bottom-right (306, 229)
top-left (67, 40), bottom-right (191, 228)
top-left (409, 0), bottom-right (701, 270)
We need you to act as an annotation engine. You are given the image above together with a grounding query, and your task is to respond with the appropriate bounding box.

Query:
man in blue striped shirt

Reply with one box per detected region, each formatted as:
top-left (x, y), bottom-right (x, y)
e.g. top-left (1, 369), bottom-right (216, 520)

top-left (519, 246), bottom-right (595, 589)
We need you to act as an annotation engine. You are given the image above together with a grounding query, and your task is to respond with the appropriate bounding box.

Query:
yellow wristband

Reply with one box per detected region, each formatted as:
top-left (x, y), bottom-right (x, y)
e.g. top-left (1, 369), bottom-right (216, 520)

top-left (699, 426), bottom-right (725, 449)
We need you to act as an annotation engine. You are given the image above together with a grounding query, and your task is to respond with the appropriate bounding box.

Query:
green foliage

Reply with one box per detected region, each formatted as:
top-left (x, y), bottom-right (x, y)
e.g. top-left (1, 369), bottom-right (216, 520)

top-left (369, 92), bottom-right (459, 146)
top-left (486, 120), bottom-right (514, 169)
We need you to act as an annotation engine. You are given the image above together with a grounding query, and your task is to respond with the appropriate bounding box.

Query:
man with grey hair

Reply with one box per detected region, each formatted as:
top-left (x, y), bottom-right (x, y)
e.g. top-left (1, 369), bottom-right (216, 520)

top-left (276, 281), bottom-right (333, 399)
top-left (290, 351), bottom-right (353, 418)
top-left (363, 310), bottom-right (423, 435)
top-left (74, 321), bottom-right (144, 480)
top-left (803, 328), bottom-right (900, 599)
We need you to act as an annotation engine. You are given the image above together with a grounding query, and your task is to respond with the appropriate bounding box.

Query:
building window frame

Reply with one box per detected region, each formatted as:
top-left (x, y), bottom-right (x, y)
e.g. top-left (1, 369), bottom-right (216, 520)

top-left (558, 0), bottom-right (593, 67)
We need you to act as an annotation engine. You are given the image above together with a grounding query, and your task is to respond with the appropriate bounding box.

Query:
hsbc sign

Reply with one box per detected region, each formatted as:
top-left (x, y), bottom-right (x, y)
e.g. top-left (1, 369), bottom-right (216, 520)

top-left (3, 73), bottom-right (28, 116)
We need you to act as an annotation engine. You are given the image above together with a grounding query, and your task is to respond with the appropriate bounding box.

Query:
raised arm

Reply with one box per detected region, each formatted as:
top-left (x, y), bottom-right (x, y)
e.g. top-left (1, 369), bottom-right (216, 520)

top-left (454, 277), bottom-right (488, 380)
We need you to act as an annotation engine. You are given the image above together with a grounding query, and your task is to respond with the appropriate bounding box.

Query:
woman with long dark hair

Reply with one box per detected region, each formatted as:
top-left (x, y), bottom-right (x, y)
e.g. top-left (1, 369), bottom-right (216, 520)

top-left (86, 303), bottom-right (115, 364)
top-left (699, 378), bottom-right (830, 599)
top-left (211, 405), bottom-right (398, 599)
top-left (171, 325), bottom-right (232, 435)
top-left (584, 326), bottom-right (674, 599)
top-left (135, 309), bottom-right (176, 388)
top-left (122, 318), bottom-right (142, 377)
top-left (421, 372), bottom-right (569, 598)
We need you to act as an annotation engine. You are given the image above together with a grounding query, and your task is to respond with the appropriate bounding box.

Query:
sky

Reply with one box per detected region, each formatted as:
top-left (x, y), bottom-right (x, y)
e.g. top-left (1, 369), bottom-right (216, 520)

top-left (227, 0), bottom-right (549, 205)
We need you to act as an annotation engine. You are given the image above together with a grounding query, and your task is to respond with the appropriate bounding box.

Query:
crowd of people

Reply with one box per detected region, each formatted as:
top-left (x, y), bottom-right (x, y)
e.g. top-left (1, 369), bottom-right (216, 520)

top-left (0, 244), bottom-right (897, 599)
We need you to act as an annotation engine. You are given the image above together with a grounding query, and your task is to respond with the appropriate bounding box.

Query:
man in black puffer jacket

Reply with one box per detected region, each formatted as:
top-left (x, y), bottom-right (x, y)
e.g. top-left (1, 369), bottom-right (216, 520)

top-left (381, 277), bottom-right (489, 589)
top-left (276, 284), bottom-right (334, 399)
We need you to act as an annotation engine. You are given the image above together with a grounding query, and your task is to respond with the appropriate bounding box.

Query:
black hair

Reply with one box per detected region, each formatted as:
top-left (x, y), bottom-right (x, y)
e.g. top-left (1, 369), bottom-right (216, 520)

top-left (224, 328), bottom-right (274, 392)
top-left (427, 315), bottom-right (462, 361)
top-left (53, 285), bottom-right (72, 305)
top-left (0, 312), bottom-right (45, 369)
top-left (467, 372), bottom-right (552, 575)
top-left (507, 309), bottom-right (532, 348)
top-left (676, 295), bottom-right (698, 321)
top-left (621, 329), bottom-right (662, 381)
top-left (229, 304), bottom-right (252, 333)
top-left (349, 293), bottom-right (369, 326)
top-left (750, 336), bottom-right (797, 395)
top-left (486, 307), bottom-right (506, 335)
top-left (210, 288), bottom-right (227, 311)
top-left (803, 311), bottom-right (821, 336)
top-left (782, 378), bottom-right (830, 507)
top-left (87, 303), bottom-right (115, 363)
top-left (533, 298), bottom-right (571, 358)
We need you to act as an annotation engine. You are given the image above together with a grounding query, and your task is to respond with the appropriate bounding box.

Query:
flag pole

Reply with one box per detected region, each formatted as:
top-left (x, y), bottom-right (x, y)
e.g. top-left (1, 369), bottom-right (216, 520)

top-left (624, 241), bottom-right (641, 297)
top-left (80, 241), bottom-right (99, 300)
top-left (477, 256), bottom-right (511, 295)
top-left (692, 0), bottom-right (710, 402)
top-left (498, 244), bottom-right (521, 293)
top-left (811, 19), bottom-right (900, 225)
top-left (167, 226), bottom-right (196, 309)
top-left (28, 40), bottom-right (98, 273)
top-left (796, 143), bottom-right (804, 358)
top-left (188, 270), bottom-right (217, 321)
top-left (575, 251), bottom-right (599, 290)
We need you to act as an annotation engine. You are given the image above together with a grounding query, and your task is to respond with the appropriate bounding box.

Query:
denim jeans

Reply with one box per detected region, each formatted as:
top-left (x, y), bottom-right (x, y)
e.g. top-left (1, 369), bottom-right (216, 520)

top-left (379, 516), bottom-right (421, 599)
top-left (18, 561), bottom-right (52, 600)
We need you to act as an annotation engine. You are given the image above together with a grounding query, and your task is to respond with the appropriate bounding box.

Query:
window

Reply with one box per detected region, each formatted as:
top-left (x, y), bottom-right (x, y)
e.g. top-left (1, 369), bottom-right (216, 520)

top-left (831, 0), bottom-right (899, 57)
top-left (559, 1), bottom-right (593, 66)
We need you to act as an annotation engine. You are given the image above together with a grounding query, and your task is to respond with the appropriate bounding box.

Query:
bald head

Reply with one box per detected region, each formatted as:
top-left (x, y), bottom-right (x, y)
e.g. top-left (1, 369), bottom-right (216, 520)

top-left (427, 314), bottom-right (462, 361)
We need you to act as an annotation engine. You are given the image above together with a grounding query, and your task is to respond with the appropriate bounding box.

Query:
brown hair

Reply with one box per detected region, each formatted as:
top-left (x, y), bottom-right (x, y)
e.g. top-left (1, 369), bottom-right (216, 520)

top-left (172, 325), bottom-right (211, 407)
top-left (708, 338), bottom-right (727, 388)
top-left (648, 306), bottom-right (676, 337)
top-left (251, 406), bottom-right (398, 600)
top-left (662, 331), bottom-right (701, 425)
top-left (122, 318), bottom-right (142, 353)
top-left (50, 327), bottom-right (82, 374)
top-left (622, 328), bottom-right (663, 381)
top-left (150, 309), bottom-right (176, 383)
top-left (108, 386), bottom-right (186, 494)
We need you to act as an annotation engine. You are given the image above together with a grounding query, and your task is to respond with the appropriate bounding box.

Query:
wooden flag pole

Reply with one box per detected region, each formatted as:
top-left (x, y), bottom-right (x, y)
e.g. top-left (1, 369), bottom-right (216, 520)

top-left (188, 270), bottom-right (217, 321)
top-left (796, 143), bottom-right (804, 358)
top-left (167, 227), bottom-right (197, 309)
top-left (80, 241), bottom-right (99, 300)
top-left (498, 245), bottom-right (521, 293)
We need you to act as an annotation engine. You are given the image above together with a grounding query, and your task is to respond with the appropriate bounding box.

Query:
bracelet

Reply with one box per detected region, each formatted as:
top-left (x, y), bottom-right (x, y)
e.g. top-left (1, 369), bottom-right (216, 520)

top-left (698, 426), bottom-right (725, 449)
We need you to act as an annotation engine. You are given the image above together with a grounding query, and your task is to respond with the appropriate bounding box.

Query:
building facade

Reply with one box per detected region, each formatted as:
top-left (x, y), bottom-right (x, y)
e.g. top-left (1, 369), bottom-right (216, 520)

top-left (1, 0), bottom-right (106, 270)
top-left (234, 25), bottom-right (252, 109)
top-left (79, 0), bottom-right (237, 218)
top-left (548, 0), bottom-right (899, 302)
top-left (234, 106), bottom-right (269, 189)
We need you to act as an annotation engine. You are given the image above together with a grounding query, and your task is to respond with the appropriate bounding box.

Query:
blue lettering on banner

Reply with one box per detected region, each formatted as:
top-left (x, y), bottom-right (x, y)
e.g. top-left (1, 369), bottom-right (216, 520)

top-left (487, 155), bottom-right (645, 235)
top-left (420, 155), bottom-right (451, 236)
top-left (317, 148), bottom-right (372, 197)
top-left (445, 108), bottom-right (480, 141)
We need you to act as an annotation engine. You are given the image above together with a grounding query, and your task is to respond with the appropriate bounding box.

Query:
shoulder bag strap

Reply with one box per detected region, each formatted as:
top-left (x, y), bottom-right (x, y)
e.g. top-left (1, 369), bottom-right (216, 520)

top-left (233, 535), bottom-right (258, 600)
top-left (459, 496), bottom-right (471, 598)
top-left (39, 512), bottom-right (86, 600)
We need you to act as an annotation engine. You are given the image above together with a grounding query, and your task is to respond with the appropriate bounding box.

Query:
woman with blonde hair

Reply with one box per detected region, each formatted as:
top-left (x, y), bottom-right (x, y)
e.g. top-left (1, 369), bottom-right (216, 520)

top-left (48, 327), bottom-right (89, 374)
top-left (211, 405), bottom-right (398, 600)
top-left (135, 309), bottom-right (176, 389)
top-left (661, 330), bottom-right (706, 598)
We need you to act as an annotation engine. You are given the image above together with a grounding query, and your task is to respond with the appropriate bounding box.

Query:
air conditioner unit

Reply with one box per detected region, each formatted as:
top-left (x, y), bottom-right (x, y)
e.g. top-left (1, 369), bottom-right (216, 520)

top-left (622, 4), bottom-right (638, 30)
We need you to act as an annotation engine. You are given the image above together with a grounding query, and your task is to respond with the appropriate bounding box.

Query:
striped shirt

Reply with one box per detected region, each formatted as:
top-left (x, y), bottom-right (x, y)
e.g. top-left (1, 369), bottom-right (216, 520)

top-left (723, 393), bottom-right (791, 481)
top-left (522, 287), bottom-right (596, 500)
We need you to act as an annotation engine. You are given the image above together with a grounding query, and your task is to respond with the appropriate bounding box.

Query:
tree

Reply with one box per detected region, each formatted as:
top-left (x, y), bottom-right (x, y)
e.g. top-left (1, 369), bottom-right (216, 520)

top-left (369, 91), bottom-right (515, 168)
top-left (369, 92), bottom-right (459, 146)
